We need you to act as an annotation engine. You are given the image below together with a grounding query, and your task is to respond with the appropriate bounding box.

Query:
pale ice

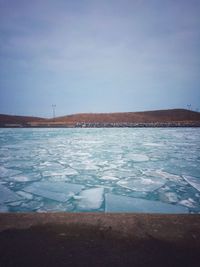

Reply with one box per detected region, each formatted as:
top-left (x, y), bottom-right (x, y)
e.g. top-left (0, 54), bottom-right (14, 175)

top-left (76, 188), bottom-right (104, 210)
top-left (0, 184), bottom-right (21, 204)
top-left (23, 182), bottom-right (83, 202)
top-left (117, 176), bottom-right (166, 192)
top-left (183, 175), bottom-right (200, 192)
top-left (105, 193), bottom-right (188, 213)
top-left (0, 128), bottom-right (200, 212)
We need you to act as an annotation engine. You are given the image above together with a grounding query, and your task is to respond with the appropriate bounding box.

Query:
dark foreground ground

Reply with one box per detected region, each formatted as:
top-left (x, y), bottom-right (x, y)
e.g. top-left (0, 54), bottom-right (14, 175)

top-left (0, 213), bottom-right (200, 267)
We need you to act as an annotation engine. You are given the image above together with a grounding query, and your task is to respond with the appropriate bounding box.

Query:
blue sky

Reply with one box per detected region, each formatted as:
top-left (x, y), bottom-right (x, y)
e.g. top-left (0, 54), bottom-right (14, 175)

top-left (0, 0), bottom-right (200, 117)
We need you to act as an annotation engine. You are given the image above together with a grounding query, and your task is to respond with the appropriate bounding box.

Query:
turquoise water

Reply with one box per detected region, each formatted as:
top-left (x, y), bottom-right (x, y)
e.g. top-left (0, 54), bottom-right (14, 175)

top-left (0, 128), bottom-right (200, 213)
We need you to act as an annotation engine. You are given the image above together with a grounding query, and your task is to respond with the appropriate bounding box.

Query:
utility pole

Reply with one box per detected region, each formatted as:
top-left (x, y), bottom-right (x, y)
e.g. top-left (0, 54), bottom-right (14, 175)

top-left (52, 104), bottom-right (56, 121)
top-left (187, 104), bottom-right (191, 111)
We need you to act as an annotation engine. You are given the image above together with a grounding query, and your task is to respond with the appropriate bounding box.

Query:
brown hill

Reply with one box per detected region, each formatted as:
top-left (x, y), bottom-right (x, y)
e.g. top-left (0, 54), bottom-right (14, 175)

top-left (0, 109), bottom-right (200, 127)
top-left (51, 109), bottom-right (200, 124)
top-left (0, 114), bottom-right (46, 125)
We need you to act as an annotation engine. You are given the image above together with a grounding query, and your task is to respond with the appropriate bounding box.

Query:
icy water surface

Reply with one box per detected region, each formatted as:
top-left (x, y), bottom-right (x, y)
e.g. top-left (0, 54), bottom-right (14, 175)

top-left (0, 128), bottom-right (200, 213)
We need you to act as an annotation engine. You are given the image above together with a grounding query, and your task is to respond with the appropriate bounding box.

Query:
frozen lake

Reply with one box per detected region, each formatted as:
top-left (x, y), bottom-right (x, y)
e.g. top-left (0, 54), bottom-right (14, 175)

top-left (0, 128), bottom-right (200, 213)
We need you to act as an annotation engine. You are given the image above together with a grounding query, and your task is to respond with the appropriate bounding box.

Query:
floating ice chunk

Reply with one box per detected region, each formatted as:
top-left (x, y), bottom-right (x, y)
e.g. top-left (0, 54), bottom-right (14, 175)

top-left (83, 162), bottom-right (99, 171)
top-left (0, 166), bottom-right (21, 178)
top-left (10, 175), bottom-right (29, 182)
top-left (182, 175), bottom-right (200, 192)
top-left (0, 184), bottom-right (22, 204)
top-left (73, 195), bottom-right (83, 200)
top-left (179, 198), bottom-right (196, 208)
top-left (77, 188), bottom-right (104, 210)
top-left (10, 173), bottom-right (41, 182)
top-left (143, 169), bottom-right (183, 184)
top-left (37, 162), bottom-right (62, 172)
top-left (63, 168), bottom-right (79, 175)
top-left (105, 193), bottom-right (188, 213)
top-left (117, 176), bottom-right (165, 192)
top-left (8, 201), bottom-right (23, 207)
top-left (144, 143), bottom-right (164, 147)
top-left (155, 170), bottom-right (182, 181)
top-left (40, 202), bottom-right (73, 212)
top-left (99, 175), bottom-right (119, 181)
top-left (5, 160), bottom-right (34, 169)
top-left (16, 191), bottom-right (33, 200)
top-left (39, 162), bottom-right (61, 168)
top-left (159, 192), bottom-right (178, 203)
top-left (70, 162), bottom-right (98, 170)
top-left (23, 182), bottom-right (83, 202)
top-left (128, 154), bottom-right (149, 162)
top-left (102, 169), bottom-right (135, 179)
top-left (42, 168), bottom-right (78, 177)
top-left (21, 200), bottom-right (43, 211)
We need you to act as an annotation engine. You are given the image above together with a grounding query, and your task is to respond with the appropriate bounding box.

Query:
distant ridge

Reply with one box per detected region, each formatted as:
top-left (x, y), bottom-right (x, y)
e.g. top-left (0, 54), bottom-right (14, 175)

top-left (52, 109), bottom-right (200, 124)
top-left (0, 114), bottom-right (46, 125)
top-left (0, 109), bottom-right (200, 127)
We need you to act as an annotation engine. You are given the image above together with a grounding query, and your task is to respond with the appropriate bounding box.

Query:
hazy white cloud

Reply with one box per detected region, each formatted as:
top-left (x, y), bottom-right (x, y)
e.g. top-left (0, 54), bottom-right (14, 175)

top-left (0, 0), bottom-right (200, 116)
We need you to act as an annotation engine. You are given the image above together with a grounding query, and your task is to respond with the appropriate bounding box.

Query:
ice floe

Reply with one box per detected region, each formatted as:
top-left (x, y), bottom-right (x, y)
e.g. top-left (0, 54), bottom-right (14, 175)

top-left (144, 142), bottom-right (164, 147)
top-left (117, 176), bottom-right (166, 192)
top-left (0, 184), bottom-right (22, 204)
top-left (105, 193), bottom-right (188, 213)
top-left (159, 191), bottom-right (179, 203)
top-left (99, 175), bottom-right (119, 181)
top-left (0, 166), bottom-right (21, 178)
top-left (23, 182), bottom-right (84, 202)
top-left (10, 173), bottom-right (41, 182)
top-left (77, 188), bottom-right (104, 210)
top-left (39, 202), bottom-right (73, 212)
top-left (128, 154), bottom-right (149, 162)
top-left (143, 169), bottom-right (182, 182)
top-left (42, 168), bottom-right (78, 178)
top-left (20, 200), bottom-right (43, 211)
top-left (155, 170), bottom-right (182, 181)
top-left (70, 161), bottom-right (99, 171)
top-left (0, 128), bottom-right (200, 212)
top-left (16, 191), bottom-right (33, 200)
top-left (179, 198), bottom-right (196, 208)
top-left (182, 175), bottom-right (200, 192)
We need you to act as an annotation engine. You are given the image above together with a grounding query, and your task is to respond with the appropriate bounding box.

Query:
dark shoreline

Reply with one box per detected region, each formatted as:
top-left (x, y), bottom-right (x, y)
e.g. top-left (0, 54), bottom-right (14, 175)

top-left (1, 213), bottom-right (200, 266)
top-left (1, 122), bottom-right (200, 128)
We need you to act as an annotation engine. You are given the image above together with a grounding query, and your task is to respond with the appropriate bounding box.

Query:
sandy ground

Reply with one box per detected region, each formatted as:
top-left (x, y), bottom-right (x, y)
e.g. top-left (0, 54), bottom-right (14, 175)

top-left (0, 213), bottom-right (200, 267)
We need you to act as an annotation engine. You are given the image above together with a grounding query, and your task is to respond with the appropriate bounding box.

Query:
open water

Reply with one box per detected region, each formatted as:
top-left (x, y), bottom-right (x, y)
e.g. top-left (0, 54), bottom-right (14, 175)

top-left (0, 128), bottom-right (200, 213)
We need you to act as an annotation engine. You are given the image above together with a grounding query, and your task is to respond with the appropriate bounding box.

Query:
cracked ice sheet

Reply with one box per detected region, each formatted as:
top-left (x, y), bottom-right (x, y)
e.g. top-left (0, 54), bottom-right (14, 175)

top-left (183, 175), bottom-right (200, 192)
top-left (76, 188), bottom-right (104, 210)
top-left (142, 169), bottom-right (183, 183)
top-left (0, 166), bottom-right (21, 178)
top-left (10, 173), bottom-right (41, 182)
top-left (23, 182), bottom-right (84, 202)
top-left (99, 175), bottom-right (119, 181)
top-left (128, 154), bottom-right (149, 162)
top-left (105, 194), bottom-right (188, 213)
top-left (0, 184), bottom-right (22, 204)
top-left (42, 168), bottom-right (78, 178)
top-left (117, 176), bottom-right (166, 192)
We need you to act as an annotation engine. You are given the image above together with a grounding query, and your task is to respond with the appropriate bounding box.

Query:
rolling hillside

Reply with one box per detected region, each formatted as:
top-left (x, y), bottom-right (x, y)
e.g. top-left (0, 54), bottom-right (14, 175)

top-left (52, 109), bottom-right (200, 124)
top-left (0, 109), bottom-right (200, 127)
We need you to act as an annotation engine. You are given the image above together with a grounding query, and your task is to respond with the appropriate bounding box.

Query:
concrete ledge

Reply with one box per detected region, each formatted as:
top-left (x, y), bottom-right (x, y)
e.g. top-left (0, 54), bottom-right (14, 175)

top-left (0, 213), bottom-right (200, 266)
